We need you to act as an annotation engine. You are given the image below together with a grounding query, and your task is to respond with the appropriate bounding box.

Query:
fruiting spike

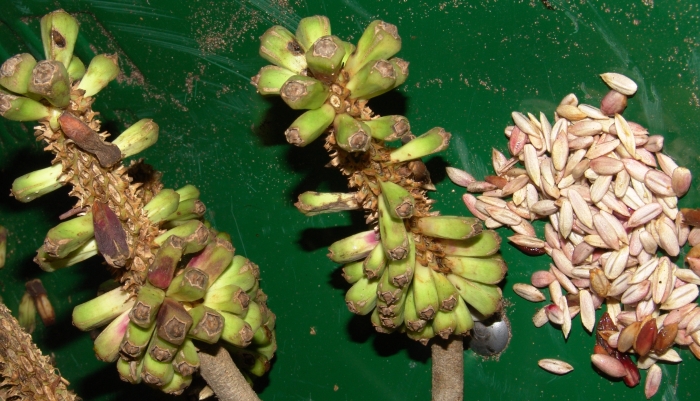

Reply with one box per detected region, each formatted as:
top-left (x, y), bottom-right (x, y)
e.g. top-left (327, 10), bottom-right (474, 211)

top-left (251, 65), bottom-right (296, 95)
top-left (342, 260), bottom-right (365, 284)
top-left (414, 215), bottom-right (482, 240)
top-left (76, 53), bottom-right (120, 97)
top-left (305, 35), bottom-right (346, 82)
top-left (327, 229), bottom-right (379, 263)
top-left (203, 282), bottom-right (250, 316)
top-left (345, 59), bottom-right (396, 100)
top-left (444, 254), bottom-right (507, 284)
top-left (160, 372), bottom-right (192, 395)
top-left (173, 338), bottom-right (200, 376)
top-left (93, 309), bottom-right (130, 362)
top-left (11, 163), bottom-right (65, 203)
top-left (295, 191), bottom-right (360, 216)
top-left (220, 311), bottom-right (254, 348)
top-left (116, 358), bottom-right (143, 384)
top-left (363, 242), bottom-right (387, 279)
top-left (40, 9), bottom-right (79, 68)
top-left (345, 276), bottom-right (379, 315)
top-left (377, 193), bottom-right (409, 260)
top-left (166, 267), bottom-right (209, 302)
top-left (209, 255), bottom-right (259, 293)
top-left (141, 351), bottom-right (174, 387)
top-left (175, 184), bottom-right (200, 202)
top-left (440, 231), bottom-right (501, 257)
top-left (129, 284), bottom-right (165, 328)
top-left (92, 200), bottom-right (129, 267)
top-left (284, 103), bottom-right (335, 146)
top-left (280, 75), bottom-right (329, 110)
top-left (0, 92), bottom-right (52, 121)
top-left (186, 238), bottom-right (235, 286)
top-left (18, 292), bottom-right (36, 333)
top-left (154, 220), bottom-right (210, 254)
top-left (412, 262), bottom-right (440, 321)
top-left (34, 238), bottom-right (98, 272)
top-left (365, 115), bottom-right (410, 141)
top-left (72, 286), bottom-right (134, 331)
top-left (259, 25), bottom-right (307, 74)
top-left (120, 321), bottom-right (155, 359)
top-left (155, 298), bottom-right (193, 346)
top-left (379, 180), bottom-right (414, 219)
top-left (147, 235), bottom-right (185, 289)
top-left (432, 269), bottom-right (460, 312)
top-left (387, 234), bottom-right (415, 288)
top-left (333, 113), bottom-right (371, 152)
top-left (43, 213), bottom-right (94, 259)
top-left (295, 15), bottom-right (331, 51)
top-left (187, 304), bottom-right (224, 344)
top-left (0, 53), bottom-right (37, 94)
top-left (112, 119), bottom-right (159, 158)
top-left (389, 127), bottom-right (451, 163)
top-left (446, 274), bottom-right (502, 317)
top-left (143, 188), bottom-right (180, 223)
top-left (147, 331), bottom-right (179, 363)
top-left (66, 56), bottom-right (86, 80)
top-left (28, 60), bottom-right (71, 107)
top-left (344, 20), bottom-right (401, 76)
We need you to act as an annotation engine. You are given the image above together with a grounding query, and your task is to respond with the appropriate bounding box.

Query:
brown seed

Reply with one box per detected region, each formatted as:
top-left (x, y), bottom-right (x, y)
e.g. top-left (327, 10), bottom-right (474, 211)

top-left (617, 321), bottom-right (641, 352)
top-left (538, 358), bottom-right (574, 375)
top-left (591, 353), bottom-right (628, 378)
top-left (634, 317), bottom-right (657, 356)
top-left (653, 322), bottom-right (678, 354)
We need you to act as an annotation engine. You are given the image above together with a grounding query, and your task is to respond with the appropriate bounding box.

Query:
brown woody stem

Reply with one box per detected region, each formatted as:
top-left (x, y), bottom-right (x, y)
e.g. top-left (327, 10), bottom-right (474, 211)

top-left (431, 336), bottom-right (464, 401)
top-left (198, 344), bottom-right (261, 401)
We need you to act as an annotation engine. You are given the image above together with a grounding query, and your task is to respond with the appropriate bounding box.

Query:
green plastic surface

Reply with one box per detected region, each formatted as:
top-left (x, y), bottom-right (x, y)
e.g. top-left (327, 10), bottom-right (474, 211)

top-left (1, 1), bottom-right (700, 400)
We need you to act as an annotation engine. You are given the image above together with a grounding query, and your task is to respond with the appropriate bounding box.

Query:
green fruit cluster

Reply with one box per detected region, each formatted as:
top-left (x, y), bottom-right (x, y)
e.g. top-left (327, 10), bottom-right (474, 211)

top-left (1, 10), bottom-right (276, 395)
top-left (254, 17), bottom-right (508, 344)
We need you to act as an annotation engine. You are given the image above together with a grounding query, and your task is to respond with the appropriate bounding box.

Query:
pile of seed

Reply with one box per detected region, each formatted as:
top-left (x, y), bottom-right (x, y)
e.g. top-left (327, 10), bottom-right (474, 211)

top-left (447, 73), bottom-right (699, 399)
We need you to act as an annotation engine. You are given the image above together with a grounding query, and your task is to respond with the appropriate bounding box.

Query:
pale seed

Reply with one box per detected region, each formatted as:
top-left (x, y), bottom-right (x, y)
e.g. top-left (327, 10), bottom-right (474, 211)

top-left (580, 290), bottom-right (595, 333)
top-left (533, 307), bottom-right (549, 327)
top-left (578, 104), bottom-right (608, 119)
top-left (656, 153), bottom-right (679, 177)
top-left (585, 138), bottom-right (620, 160)
top-left (446, 167), bottom-right (477, 187)
top-left (538, 358), bottom-right (574, 375)
top-left (531, 270), bottom-right (556, 288)
top-left (672, 167), bottom-right (692, 197)
top-left (645, 170), bottom-right (675, 197)
top-left (600, 72), bottom-right (638, 96)
top-left (661, 284), bottom-right (699, 310)
top-left (628, 203), bottom-right (663, 228)
top-left (644, 364), bottom-right (662, 399)
top-left (513, 283), bottom-right (546, 302)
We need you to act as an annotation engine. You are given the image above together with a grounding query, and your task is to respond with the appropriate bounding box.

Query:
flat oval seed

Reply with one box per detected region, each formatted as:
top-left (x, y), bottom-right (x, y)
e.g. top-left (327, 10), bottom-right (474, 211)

top-left (538, 358), bottom-right (574, 375)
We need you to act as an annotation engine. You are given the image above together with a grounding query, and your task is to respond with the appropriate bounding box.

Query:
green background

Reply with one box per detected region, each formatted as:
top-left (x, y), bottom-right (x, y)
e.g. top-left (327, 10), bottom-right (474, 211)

top-left (2, 0), bottom-right (700, 400)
